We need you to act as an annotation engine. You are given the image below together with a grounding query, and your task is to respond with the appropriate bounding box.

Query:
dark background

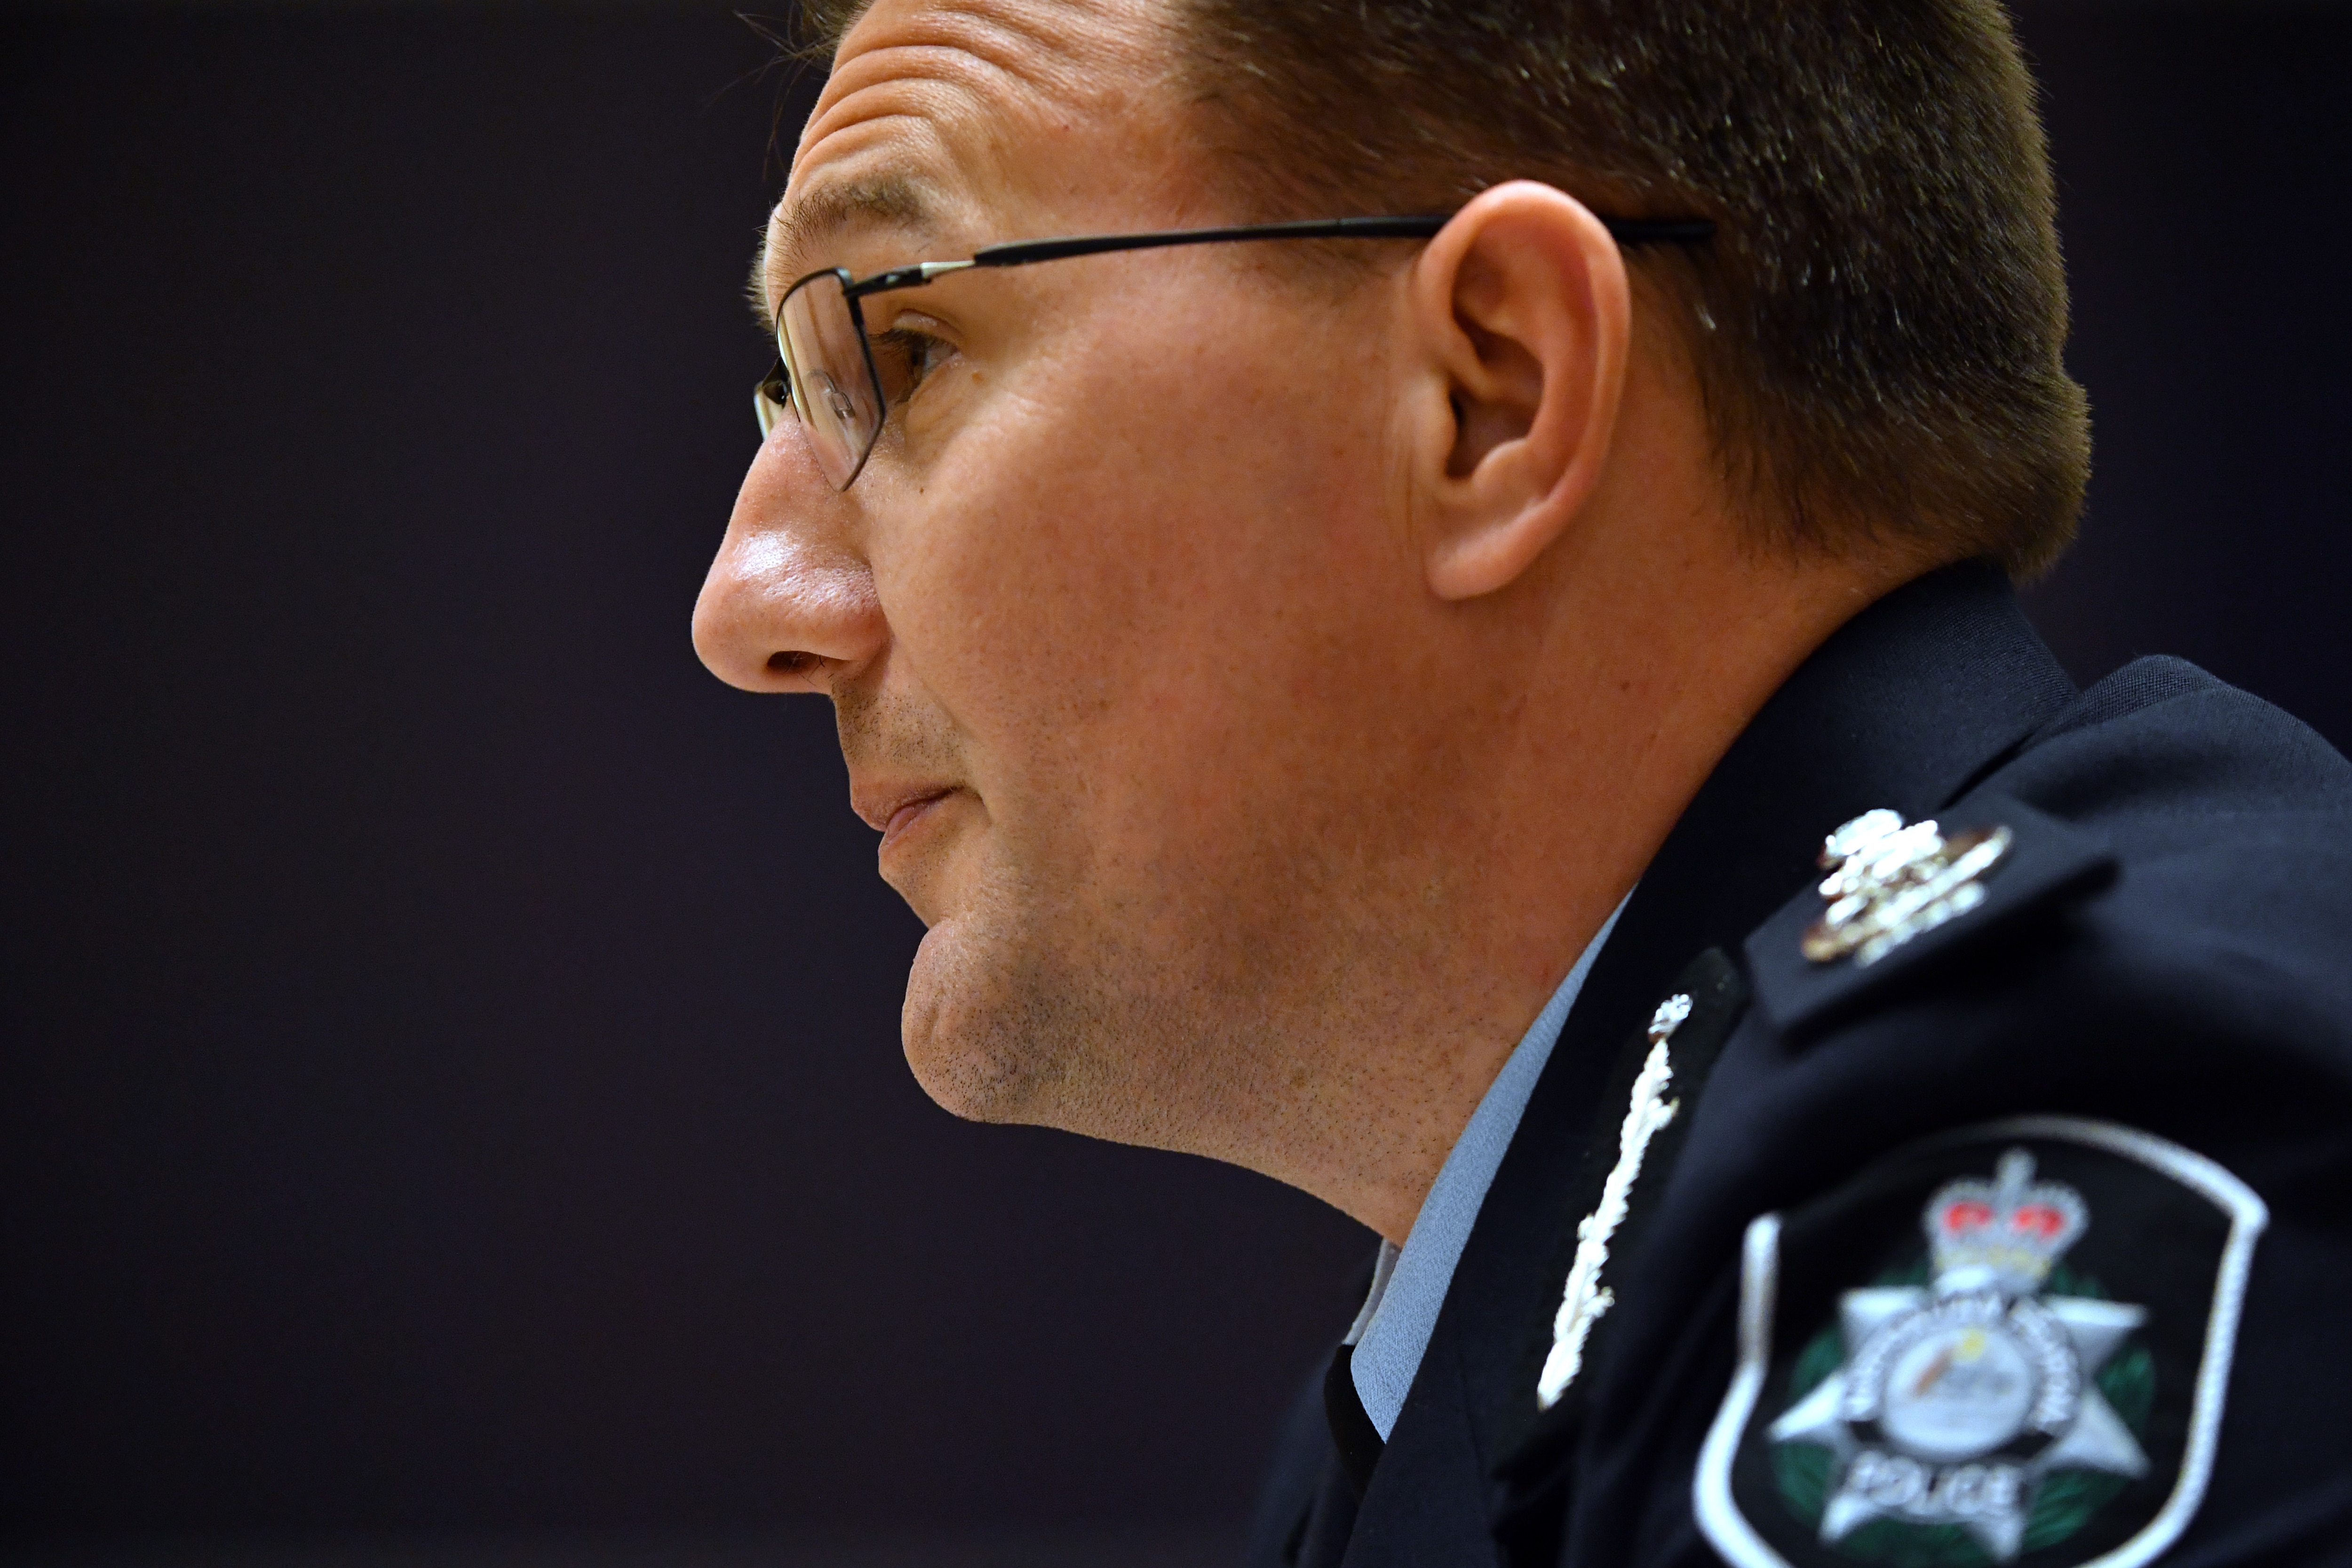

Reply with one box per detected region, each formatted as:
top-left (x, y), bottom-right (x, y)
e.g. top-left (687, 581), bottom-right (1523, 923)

top-left (3, 2), bottom-right (2346, 1561)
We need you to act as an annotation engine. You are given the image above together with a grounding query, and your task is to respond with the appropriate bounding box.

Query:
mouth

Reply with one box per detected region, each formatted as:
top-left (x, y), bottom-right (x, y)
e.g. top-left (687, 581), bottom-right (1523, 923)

top-left (861, 785), bottom-right (959, 857)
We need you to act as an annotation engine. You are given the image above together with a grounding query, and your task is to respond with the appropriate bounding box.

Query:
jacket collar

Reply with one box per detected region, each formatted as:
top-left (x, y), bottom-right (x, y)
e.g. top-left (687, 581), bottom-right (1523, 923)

top-left (1424, 559), bottom-right (2081, 1470)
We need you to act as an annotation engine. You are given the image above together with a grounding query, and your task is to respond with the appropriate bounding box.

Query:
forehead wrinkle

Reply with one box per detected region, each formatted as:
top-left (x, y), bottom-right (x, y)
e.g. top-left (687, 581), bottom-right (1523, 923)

top-left (813, 0), bottom-right (1162, 142)
top-left (788, 1), bottom-right (1182, 232)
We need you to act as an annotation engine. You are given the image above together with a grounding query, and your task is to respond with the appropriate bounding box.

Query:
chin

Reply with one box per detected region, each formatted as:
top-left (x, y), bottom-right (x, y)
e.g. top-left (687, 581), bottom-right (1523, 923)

top-left (894, 879), bottom-right (1240, 1156)
top-left (898, 912), bottom-right (1069, 1125)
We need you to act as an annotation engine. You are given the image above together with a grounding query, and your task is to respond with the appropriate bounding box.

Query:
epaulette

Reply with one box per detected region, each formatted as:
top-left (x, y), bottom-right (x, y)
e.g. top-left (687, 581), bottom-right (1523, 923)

top-left (1740, 793), bottom-right (2118, 1042)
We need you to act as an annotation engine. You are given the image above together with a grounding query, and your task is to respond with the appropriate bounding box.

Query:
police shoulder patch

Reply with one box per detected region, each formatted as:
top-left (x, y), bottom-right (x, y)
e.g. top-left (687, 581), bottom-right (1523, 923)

top-left (1694, 1118), bottom-right (2266, 1568)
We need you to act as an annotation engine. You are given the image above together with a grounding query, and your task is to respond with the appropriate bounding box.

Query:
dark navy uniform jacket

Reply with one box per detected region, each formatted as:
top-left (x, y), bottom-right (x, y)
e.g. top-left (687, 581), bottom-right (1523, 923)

top-left (1244, 562), bottom-right (2352, 1568)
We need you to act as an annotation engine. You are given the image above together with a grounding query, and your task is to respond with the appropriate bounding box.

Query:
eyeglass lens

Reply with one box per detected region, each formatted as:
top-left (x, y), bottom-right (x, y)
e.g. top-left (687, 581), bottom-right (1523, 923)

top-left (775, 272), bottom-right (885, 490)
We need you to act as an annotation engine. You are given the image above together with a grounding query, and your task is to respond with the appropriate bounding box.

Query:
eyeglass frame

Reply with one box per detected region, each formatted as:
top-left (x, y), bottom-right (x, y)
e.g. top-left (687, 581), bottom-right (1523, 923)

top-left (754, 211), bottom-right (1717, 489)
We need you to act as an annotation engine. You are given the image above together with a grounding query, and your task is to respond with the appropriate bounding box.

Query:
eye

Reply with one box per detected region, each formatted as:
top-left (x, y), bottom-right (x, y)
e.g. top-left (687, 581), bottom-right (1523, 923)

top-left (867, 325), bottom-right (957, 408)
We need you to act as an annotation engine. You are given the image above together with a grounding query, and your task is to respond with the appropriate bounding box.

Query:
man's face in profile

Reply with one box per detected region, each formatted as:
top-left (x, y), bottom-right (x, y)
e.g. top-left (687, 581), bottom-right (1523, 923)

top-left (695, 0), bottom-right (1475, 1165)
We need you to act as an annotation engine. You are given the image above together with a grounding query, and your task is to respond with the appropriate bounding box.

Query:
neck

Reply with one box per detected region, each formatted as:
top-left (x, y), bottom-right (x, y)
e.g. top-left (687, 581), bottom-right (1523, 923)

top-left (1236, 538), bottom-right (1909, 1243)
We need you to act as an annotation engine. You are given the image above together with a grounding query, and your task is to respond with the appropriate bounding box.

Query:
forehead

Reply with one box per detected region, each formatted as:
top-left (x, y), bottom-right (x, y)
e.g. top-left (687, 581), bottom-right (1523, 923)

top-left (761, 0), bottom-right (1194, 293)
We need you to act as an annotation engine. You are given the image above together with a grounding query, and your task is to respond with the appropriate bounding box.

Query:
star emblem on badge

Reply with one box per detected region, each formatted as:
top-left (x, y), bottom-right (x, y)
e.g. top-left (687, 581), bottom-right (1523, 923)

top-left (1766, 1151), bottom-right (2150, 1561)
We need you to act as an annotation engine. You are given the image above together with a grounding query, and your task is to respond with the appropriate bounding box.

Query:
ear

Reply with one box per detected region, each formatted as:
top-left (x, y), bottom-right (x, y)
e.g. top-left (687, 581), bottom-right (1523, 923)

top-left (1404, 182), bottom-right (1632, 601)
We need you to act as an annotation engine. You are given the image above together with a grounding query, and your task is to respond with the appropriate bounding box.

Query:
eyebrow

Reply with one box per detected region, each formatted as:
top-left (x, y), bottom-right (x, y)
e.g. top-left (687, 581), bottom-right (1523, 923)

top-left (748, 174), bottom-right (942, 329)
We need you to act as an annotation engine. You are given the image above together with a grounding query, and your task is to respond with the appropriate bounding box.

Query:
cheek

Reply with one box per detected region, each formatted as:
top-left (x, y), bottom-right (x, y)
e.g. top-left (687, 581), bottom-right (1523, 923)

top-left (875, 283), bottom-right (1402, 854)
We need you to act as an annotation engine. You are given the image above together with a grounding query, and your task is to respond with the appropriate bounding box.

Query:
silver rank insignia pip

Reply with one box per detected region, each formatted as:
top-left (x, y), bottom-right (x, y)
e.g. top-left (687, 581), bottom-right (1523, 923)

top-left (1695, 1118), bottom-right (2267, 1568)
top-left (1802, 809), bottom-right (2012, 967)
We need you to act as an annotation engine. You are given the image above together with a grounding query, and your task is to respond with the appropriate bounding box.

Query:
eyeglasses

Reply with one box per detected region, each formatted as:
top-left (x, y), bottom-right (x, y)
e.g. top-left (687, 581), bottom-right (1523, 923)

top-left (754, 212), bottom-right (1716, 490)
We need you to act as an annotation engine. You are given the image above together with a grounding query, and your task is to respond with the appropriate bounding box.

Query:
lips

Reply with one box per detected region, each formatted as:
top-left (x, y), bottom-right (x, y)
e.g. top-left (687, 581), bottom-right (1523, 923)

top-left (856, 783), bottom-right (957, 854)
top-left (884, 790), bottom-right (949, 844)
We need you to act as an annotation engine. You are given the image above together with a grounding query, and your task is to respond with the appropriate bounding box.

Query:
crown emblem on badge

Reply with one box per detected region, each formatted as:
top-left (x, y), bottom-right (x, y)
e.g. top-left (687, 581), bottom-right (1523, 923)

top-left (1927, 1148), bottom-right (2089, 1297)
top-left (1802, 808), bottom-right (2013, 967)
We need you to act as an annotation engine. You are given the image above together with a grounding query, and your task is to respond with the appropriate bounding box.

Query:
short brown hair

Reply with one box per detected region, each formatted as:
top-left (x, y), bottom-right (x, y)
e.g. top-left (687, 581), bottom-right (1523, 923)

top-left (792, 0), bottom-right (2090, 577)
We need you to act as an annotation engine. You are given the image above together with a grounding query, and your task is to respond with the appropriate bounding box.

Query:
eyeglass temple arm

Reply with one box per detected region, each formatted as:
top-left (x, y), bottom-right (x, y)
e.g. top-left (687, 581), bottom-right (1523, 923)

top-left (975, 215), bottom-right (1451, 267)
top-left (843, 214), bottom-right (1714, 297)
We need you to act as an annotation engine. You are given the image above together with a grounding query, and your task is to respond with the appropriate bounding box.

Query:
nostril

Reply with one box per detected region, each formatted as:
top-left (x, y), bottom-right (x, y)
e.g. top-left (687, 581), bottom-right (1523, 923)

top-left (767, 650), bottom-right (820, 677)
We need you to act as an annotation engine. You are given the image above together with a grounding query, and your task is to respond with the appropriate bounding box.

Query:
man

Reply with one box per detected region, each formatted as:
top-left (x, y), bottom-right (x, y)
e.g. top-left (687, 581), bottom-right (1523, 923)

top-left (691, 0), bottom-right (2352, 1563)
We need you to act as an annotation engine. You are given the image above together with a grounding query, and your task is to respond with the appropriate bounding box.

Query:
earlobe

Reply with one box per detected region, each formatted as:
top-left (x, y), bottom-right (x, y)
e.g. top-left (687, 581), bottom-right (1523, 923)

top-left (1408, 183), bottom-right (1633, 603)
top-left (1425, 501), bottom-right (1566, 601)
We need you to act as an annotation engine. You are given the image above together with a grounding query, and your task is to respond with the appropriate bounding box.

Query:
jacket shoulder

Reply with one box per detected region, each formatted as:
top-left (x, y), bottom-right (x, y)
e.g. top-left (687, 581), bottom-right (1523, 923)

top-left (1743, 655), bottom-right (2352, 1050)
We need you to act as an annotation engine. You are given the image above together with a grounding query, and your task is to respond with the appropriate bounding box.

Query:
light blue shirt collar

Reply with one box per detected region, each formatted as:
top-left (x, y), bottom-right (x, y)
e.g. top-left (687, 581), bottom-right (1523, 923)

top-left (1346, 896), bottom-right (1629, 1440)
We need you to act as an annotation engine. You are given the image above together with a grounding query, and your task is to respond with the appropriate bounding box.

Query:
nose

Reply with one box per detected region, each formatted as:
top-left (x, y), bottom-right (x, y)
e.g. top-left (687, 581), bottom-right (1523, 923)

top-left (692, 433), bottom-right (887, 695)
